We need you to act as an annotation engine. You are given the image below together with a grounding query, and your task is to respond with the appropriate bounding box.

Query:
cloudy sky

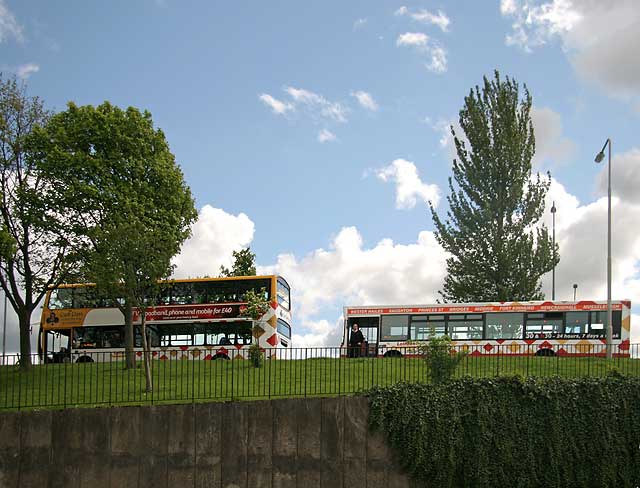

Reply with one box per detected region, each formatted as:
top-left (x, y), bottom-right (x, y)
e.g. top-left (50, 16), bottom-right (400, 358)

top-left (2, 0), bottom-right (640, 351)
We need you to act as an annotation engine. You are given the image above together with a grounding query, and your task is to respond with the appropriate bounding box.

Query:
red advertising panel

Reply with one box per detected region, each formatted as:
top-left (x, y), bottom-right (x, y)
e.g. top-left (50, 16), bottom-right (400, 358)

top-left (133, 304), bottom-right (246, 322)
top-left (346, 301), bottom-right (624, 316)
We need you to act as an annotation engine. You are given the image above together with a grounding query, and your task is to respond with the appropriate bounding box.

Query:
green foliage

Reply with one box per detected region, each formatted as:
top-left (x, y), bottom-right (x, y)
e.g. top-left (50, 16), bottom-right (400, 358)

top-left (29, 101), bottom-right (198, 371)
top-left (240, 287), bottom-right (269, 368)
top-left (219, 248), bottom-right (257, 277)
top-left (369, 374), bottom-right (640, 487)
top-left (241, 287), bottom-right (269, 322)
top-left (248, 343), bottom-right (264, 368)
top-left (0, 74), bottom-right (76, 369)
top-left (430, 71), bottom-right (558, 302)
top-left (417, 335), bottom-right (468, 384)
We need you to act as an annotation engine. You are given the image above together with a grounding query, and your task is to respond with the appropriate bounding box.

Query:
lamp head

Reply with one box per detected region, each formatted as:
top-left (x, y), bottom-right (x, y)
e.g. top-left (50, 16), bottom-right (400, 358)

top-left (550, 201), bottom-right (556, 213)
top-left (595, 151), bottom-right (605, 163)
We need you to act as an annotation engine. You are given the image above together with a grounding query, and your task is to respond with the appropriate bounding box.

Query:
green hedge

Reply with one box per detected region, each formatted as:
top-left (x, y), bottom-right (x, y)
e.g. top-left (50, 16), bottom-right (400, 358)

top-left (368, 374), bottom-right (640, 487)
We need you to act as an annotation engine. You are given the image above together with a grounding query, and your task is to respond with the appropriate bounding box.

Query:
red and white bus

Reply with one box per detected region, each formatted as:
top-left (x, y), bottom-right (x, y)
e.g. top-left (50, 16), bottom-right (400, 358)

top-left (343, 300), bottom-right (631, 357)
top-left (39, 275), bottom-right (292, 363)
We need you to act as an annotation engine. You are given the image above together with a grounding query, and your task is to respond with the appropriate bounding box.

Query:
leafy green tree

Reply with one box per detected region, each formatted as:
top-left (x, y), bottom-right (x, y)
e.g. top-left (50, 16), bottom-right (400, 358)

top-left (240, 287), bottom-right (269, 367)
top-left (0, 75), bottom-right (79, 370)
top-left (29, 102), bottom-right (197, 379)
top-left (430, 71), bottom-right (557, 302)
top-left (219, 248), bottom-right (256, 277)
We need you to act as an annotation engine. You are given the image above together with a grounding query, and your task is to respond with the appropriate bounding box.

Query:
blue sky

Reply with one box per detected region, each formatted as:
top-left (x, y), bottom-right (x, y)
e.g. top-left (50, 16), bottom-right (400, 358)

top-left (2, 0), bottom-right (640, 348)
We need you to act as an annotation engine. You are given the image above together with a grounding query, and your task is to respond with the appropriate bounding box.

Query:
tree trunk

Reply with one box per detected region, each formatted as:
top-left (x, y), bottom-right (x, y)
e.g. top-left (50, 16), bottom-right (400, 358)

top-left (123, 301), bottom-right (136, 369)
top-left (140, 312), bottom-right (152, 393)
top-left (18, 308), bottom-right (32, 371)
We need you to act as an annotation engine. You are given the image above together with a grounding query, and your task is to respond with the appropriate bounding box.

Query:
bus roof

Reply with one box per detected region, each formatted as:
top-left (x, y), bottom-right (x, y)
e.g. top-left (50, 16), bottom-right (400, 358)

top-left (48, 275), bottom-right (283, 290)
top-left (344, 299), bottom-right (631, 316)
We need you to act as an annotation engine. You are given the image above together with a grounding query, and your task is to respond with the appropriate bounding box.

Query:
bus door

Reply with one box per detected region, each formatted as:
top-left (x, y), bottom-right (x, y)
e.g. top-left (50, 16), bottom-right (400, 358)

top-left (347, 316), bottom-right (379, 357)
top-left (44, 329), bottom-right (71, 363)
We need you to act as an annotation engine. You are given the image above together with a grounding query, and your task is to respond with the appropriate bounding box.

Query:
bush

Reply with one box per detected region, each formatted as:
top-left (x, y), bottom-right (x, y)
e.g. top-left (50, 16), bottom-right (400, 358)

top-left (417, 335), bottom-right (468, 384)
top-left (248, 343), bottom-right (263, 368)
top-left (368, 374), bottom-right (640, 487)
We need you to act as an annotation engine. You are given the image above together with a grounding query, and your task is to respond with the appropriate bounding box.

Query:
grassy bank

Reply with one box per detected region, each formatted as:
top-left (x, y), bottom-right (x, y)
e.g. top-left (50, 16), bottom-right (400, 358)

top-left (1, 354), bottom-right (639, 410)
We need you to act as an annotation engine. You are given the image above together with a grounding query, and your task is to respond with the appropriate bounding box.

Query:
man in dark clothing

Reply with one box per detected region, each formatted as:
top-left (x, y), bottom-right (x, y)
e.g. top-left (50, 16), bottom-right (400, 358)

top-left (349, 323), bottom-right (366, 358)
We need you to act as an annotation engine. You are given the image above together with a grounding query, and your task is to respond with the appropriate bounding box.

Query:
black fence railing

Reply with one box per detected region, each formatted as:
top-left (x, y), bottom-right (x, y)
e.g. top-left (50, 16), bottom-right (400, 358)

top-left (1, 343), bottom-right (639, 410)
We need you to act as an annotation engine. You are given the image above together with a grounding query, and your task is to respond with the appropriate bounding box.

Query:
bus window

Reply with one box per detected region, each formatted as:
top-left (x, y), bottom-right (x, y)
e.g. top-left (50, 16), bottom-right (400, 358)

top-left (193, 282), bottom-right (210, 304)
top-left (589, 311), bottom-right (622, 337)
top-left (49, 289), bottom-right (73, 309)
top-left (277, 319), bottom-right (291, 339)
top-left (486, 313), bottom-right (524, 340)
top-left (525, 312), bottom-right (563, 337)
top-left (102, 328), bottom-right (124, 348)
top-left (411, 316), bottom-right (445, 340)
top-left (565, 312), bottom-right (589, 334)
top-left (380, 315), bottom-right (409, 341)
top-left (73, 328), bottom-right (100, 348)
top-left (171, 283), bottom-right (194, 305)
top-left (277, 278), bottom-right (291, 310)
top-left (448, 314), bottom-right (483, 340)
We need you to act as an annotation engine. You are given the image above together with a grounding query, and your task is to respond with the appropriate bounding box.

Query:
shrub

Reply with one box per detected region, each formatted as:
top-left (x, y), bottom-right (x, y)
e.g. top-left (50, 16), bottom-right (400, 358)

top-left (417, 335), bottom-right (468, 383)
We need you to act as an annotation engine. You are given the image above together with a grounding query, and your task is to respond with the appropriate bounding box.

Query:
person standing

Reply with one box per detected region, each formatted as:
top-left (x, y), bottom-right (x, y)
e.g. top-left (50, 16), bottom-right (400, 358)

top-left (349, 323), bottom-right (365, 358)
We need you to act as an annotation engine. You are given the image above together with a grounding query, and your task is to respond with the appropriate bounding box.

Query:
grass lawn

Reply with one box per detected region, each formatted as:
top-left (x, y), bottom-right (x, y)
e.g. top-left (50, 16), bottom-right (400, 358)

top-left (1, 354), bottom-right (639, 411)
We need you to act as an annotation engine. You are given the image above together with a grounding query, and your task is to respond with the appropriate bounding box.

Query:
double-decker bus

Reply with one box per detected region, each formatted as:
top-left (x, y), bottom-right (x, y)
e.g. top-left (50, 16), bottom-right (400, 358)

top-left (38, 275), bottom-right (292, 363)
top-left (343, 300), bottom-right (631, 357)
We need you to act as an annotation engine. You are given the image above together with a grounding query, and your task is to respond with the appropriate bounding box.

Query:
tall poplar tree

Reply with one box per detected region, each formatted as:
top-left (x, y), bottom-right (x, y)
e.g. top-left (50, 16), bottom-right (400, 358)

top-left (430, 71), bottom-right (557, 302)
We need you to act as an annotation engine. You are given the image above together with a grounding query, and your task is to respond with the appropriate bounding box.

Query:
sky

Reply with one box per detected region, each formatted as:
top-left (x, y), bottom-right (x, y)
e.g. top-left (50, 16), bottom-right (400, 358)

top-left (1, 0), bottom-right (640, 351)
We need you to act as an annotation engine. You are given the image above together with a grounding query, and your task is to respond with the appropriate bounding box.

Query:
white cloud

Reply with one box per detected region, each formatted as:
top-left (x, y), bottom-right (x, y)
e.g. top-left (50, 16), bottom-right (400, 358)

top-left (172, 205), bottom-right (255, 278)
top-left (500, 0), bottom-right (517, 15)
top-left (501, 1), bottom-right (640, 100)
top-left (16, 63), bottom-right (39, 79)
top-left (351, 90), bottom-right (378, 111)
top-left (501, 0), bottom-right (582, 52)
top-left (261, 226), bottom-right (449, 328)
top-left (258, 93), bottom-right (294, 115)
top-left (538, 176), bottom-right (640, 315)
top-left (395, 6), bottom-right (451, 32)
top-left (397, 32), bottom-right (429, 47)
top-left (397, 33), bottom-right (448, 73)
top-left (353, 18), bottom-right (367, 30)
top-left (317, 129), bottom-right (336, 143)
top-left (596, 147), bottom-right (640, 206)
top-left (375, 158), bottom-right (440, 210)
top-left (426, 44), bottom-right (447, 73)
top-left (0, 0), bottom-right (23, 43)
top-left (284, 86), bottom-right (349, 123)
top-left (531, 106), bottom-right (576, 166)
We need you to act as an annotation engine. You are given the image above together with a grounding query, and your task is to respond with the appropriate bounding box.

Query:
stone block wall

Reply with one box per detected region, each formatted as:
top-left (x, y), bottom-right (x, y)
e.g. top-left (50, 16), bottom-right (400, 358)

top-left (0, 396), bottom-right (411, 487)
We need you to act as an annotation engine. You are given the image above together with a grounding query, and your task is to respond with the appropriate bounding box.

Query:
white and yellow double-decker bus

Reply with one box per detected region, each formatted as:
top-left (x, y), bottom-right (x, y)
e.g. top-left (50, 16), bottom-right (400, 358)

top-left (343, 299), bottom-right (631, 357)
top-left (38, 275), bottom-right (292, 363)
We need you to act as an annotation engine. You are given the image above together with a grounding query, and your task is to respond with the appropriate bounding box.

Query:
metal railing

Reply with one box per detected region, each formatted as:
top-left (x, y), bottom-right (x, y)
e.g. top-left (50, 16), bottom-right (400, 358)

top-left (1, 343), bottom-right (638, 410)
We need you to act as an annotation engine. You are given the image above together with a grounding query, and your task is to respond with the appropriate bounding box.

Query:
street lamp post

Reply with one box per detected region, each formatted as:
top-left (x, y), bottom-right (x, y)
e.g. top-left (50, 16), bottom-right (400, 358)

top-left (595, 138), bottom-right (613, 359)
top-left (573, 283), bottom-right (578, 301)
top-left (551, 201), bottom-right (557, 300)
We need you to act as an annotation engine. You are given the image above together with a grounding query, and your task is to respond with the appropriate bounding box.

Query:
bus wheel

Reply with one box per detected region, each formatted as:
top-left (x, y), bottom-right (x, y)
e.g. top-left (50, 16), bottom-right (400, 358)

top-left (383, 350), bottom-right (403, 358)
top-left (211, 353), bottom-right (230, 361)
top-left (76, 356), bottom-right (94, 363)
top-left (535, 348), bottom-right (556, 357)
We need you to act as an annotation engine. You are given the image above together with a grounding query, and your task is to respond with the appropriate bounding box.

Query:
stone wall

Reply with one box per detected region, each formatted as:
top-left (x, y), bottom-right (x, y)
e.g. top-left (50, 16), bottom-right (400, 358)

top-left (0, 396), bottom-right (411, 487)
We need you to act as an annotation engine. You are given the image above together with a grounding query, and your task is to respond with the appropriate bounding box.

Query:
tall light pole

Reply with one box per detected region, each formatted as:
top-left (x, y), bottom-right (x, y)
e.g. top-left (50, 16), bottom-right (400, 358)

top-left (551, 201), bottom-right (557, 300)
top-left (573, 283), bottom-right (578, 301)
top-left (595, 138), bottom-right (612, 359)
